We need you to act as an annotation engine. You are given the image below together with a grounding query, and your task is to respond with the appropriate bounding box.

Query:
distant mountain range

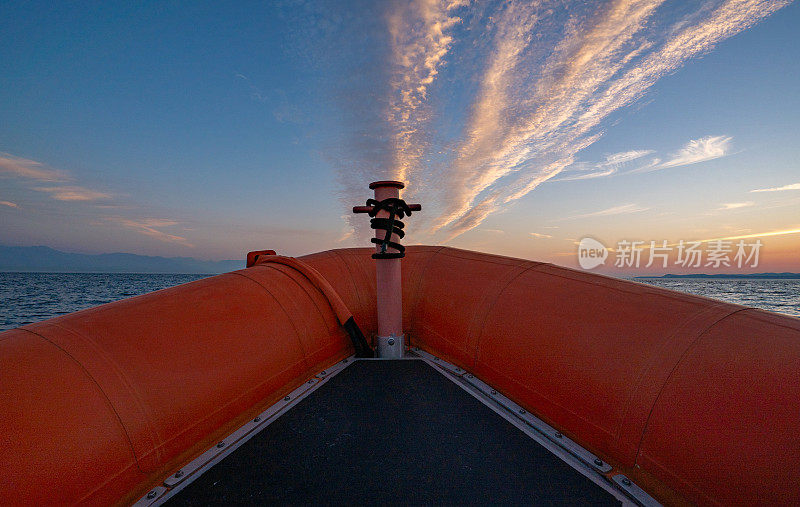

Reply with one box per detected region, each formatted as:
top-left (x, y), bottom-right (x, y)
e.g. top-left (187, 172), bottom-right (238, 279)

top-left (635, 273), bottom-right (800, 279)
top-left (0, 245), bottom-right (243, 273)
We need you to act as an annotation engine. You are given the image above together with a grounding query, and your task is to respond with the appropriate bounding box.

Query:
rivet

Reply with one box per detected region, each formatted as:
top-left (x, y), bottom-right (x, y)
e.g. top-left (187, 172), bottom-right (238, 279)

top-left (175, 470), bottom-right (184, 478)
top-left (622, 478), bottom-right (632, 487)
top-left (254, 416), bottom-right (261, 423)
top-left (321, 370), bottom-right (326, 375)
top-left (490, 389), bottom-right (497, 395)
top-left (518, 409), bottom-right (526, 414)
top-left (308, 379), bottom-right (314, 384)
top-left (467, 374), bottom-right (474, 379)
top-left (343, 359), bottom-right (348, 363)
top-left (593, 459), bottom-right (603, 467)
top-left (554, 432), bottom-right (563, 439)
top-left (455, 368), bottom-right (462, 372)
top-left (388, 337), bottom-right (395, 346)
top-left (216, 441), bottom-right (225, 448)
top-left (434, 357), bottom-right (439, 361)
top-left (284, 396), bottom-right (291, 401)
top-left (146, 490), bottom-right (158, 500)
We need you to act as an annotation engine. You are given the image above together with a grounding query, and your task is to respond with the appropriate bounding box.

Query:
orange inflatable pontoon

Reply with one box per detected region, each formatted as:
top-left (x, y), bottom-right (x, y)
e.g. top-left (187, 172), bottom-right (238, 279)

top-left (2, 182), bottom-right (799, 505)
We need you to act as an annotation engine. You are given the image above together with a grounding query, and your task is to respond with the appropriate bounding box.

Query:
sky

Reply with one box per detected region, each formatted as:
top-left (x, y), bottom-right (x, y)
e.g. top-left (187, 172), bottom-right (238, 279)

top-left (1, 0), bottom-right (798, 275)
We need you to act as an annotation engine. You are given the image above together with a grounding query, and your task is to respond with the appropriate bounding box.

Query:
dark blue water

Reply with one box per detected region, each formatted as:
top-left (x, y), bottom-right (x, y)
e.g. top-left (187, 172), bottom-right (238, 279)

top-left (635, 278), bottom-right (800, 318)
top-left (0, 273), bottom-right (210, 331)
top-left (1, 273), bottom-right (798, 332)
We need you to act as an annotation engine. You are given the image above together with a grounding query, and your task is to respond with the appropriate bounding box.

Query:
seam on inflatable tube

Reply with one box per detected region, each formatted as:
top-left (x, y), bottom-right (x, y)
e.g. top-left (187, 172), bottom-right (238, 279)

top-left (476, 356), bottom-right (611, 440)
top-left (80, 462), bottom-right (142, 505)
top-left (16, 273), bottom-right (317, 480)
top-left (352, 250), bottom-right (378, 310)
top-left (408, 246), bottom-right (446, 341)
top-left (326, 249), bottom-right (376, 326)
top-left (137, 359), bottom-right (310, 472)
top-left (416, 321), bottom-right (472, 363)
top-left (17, 328), bottom-right (140, 471)
top-left (273, 262), bottom-right (338, 332)
top-left (330, 249), bottom-right (368, 325)
top-left (471, 261), bottom-right (546, 370)
top-left (65, 272), bottom-right (315, 474)
top-left (612, 301), bottom-right (734, 449)
top-left (48, 321), bottom-right (161, 473)
top-left (633, 307), bottom-right (750, 465)
top-left (260, 264), bottom-right (335, 336)
top-left (230, 271), bottom-right (309, 368)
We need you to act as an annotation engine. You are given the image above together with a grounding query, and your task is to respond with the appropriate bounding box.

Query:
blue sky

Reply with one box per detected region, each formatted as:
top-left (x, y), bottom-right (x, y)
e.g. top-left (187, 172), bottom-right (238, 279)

top-left (1, 1), bottom-right (798, 272)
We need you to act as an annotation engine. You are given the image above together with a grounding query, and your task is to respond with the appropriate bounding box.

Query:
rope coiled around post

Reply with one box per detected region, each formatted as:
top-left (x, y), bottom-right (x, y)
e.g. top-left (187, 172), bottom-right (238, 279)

top-left (365, 197), bottom-right (415, 259)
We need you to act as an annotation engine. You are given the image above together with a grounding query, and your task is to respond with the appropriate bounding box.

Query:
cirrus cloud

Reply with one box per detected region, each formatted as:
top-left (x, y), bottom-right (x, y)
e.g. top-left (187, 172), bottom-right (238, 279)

top-left (386, 0), bottom-right (469, 184)
top-left (0, 153), bottom-right (67, 182)
top-left (390, 0), bottom-right (791, 241)
top-left (750, 183), bottom-right (800, 193)
top-left (558, 134), bottom-right (734, 181)
top-left (1, 151), bottom-right (112, 202)
top-left (566, 203), bottom-right (650, 221)
top-left (558, 149), bottom-right (655, 181)
top-left (33, 186), bottom-right (112, 201)
top-left (106, 217), bottom-right (193, 247)
top-left (717, 201), bottom-right (755, 210)
top-left (655, 135), bottom-right (732, 170)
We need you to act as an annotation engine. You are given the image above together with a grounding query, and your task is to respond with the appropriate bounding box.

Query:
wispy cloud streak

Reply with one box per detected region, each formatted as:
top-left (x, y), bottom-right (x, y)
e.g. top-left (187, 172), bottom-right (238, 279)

top-left (558, 149), bottom-right (654, 181)
top-left (386, 0), bottom-right (468, 184)
top-left (751, 183), bottom-right (800, 192)
top-left (566, 203), bottom-right (649, 220)
top-left (718, 201), bottom-right (755, 210)
top-left (0, 152), bottom-right (113, 202)
top-left (429, 0), bottom-right (790, 239)
top-left (107, 218), bottom-right (193, 247)
top-left (0, 153), bottom-right (66, 182)
top-left (685, 227), bottom-right (800, 245)
top-left (559, 135), bottom-right (732, 180)
top-left (34, 186), bottom-right (111, 201)
top-left (657, 135), bottom-right (731, 169)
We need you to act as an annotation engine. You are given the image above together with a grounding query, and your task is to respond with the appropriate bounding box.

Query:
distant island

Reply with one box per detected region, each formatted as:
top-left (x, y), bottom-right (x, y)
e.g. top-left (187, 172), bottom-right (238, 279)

top-left (0, 245), bottom-right (243, 274)
top-left (635, 273), bottom-right (800, 280)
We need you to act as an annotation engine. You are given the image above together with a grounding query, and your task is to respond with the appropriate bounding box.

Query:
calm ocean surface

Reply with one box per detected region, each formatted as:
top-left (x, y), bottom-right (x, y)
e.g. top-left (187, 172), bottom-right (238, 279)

top-left (1, 272), bottom-right (798, 332)
top-left (0, 273), bottom-right (209, 332)
top-left (634, 278), bottom-right (800, 318)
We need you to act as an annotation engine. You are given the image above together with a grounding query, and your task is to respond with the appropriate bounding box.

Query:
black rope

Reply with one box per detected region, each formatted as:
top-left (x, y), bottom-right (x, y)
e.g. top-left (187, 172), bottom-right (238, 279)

top-left (365, 198), bottom-right (414, 259)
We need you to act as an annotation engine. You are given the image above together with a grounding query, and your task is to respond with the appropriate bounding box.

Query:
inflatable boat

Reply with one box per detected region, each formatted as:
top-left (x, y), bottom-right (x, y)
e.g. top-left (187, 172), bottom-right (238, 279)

top-left (2, 181), bottom-right (799, 505)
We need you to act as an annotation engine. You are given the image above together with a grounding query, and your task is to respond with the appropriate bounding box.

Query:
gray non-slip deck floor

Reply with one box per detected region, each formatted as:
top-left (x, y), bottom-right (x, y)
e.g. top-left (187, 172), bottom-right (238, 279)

top-left (168, 359), bottom-right (619, 505)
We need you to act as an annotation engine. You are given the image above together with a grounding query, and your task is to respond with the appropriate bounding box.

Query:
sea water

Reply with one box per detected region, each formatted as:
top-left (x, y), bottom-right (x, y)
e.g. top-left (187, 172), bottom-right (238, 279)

top-left (0, 273), bottom-right (797, 332)
top-left (0, 272), bottom-right (209, 331)
top-left (635, 278), bottom-right (800, 318)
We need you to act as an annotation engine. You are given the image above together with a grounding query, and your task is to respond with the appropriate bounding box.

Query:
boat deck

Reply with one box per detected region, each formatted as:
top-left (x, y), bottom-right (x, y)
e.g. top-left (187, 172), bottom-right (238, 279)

top-left (165, 359), bottom-right (622, 505)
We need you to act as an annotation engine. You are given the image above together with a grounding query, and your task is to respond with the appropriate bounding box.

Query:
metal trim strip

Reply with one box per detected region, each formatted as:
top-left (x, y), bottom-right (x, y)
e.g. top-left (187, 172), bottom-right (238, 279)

top-left (135, 352), bottom-right (660, 507)
top-left (413, 348), bottom-right (659, 507)
top-left (459, 370), bottom-right (613, 473)
top-left (613, 474), bottom-right (661, 507)
top-left (412, 348), bottom-right (467, 376)
top-left (133, 355), bottom-right (356, 506)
